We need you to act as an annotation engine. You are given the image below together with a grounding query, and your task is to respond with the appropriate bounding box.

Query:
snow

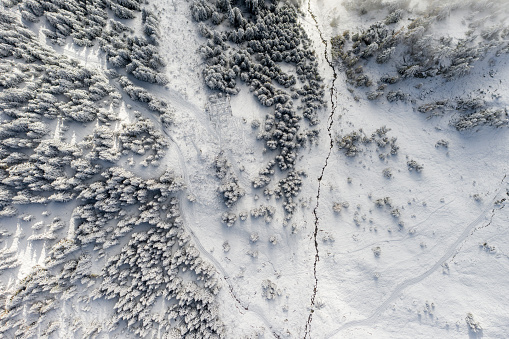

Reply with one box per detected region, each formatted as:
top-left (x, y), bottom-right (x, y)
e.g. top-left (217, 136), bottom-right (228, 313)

top-left (2, 0), bottom-right (509, 338)
top-left (303, 1), bottom-right (509, 338)
top-left (133, 0), bottom-right (509, 337)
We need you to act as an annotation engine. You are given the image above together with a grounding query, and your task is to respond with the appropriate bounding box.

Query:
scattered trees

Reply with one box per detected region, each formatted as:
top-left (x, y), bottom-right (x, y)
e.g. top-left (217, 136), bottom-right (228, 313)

top-left (331, 0), bottom-right (509, 129)
top-left (250, 205), bottom-right (275, 223)
top-left (336, 126), bottom-right (398, 158)
top-left (194, 0), bottom-right (326, 220)
top-left (214, 152), bottom-right (245, 207)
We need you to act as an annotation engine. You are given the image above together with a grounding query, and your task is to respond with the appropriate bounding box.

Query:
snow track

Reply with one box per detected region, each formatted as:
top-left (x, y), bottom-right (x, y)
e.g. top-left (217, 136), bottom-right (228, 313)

top-left (160, 99), bottom-right (283, 338)
top-left (179, 200), bottom-right (283, 339)
top-left (326, 174), bottom-right (508, 338)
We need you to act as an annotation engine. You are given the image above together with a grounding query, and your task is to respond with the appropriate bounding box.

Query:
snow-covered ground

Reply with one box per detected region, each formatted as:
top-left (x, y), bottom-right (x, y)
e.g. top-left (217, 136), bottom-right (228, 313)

top-left (151, 0), bottom-right (509, 337)
top-left (305, 1), bottom-right (509, 338)
top-left (2, 0), bottom-right (509, 338)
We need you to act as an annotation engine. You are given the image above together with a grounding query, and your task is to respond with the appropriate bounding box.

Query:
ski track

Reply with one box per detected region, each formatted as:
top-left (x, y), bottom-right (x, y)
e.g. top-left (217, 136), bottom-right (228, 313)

top-left (179, 200), bottom-right (283, 339)
top-left (169, 127), bottom-right (283, 337)
top-left (155, 89), bottom-right (283, 338)
top-left (326, 175), bottom-right (507, 338)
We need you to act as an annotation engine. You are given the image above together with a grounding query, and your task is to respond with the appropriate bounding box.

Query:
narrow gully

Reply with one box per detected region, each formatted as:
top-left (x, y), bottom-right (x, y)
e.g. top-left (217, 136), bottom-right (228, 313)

top-left (304, 1), bottom-right (339, 338)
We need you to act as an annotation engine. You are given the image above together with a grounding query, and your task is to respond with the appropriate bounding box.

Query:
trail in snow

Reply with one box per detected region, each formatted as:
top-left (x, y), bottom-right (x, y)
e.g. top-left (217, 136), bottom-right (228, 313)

top-left (326, 174), bottom-right (508, 338)
top-left (178, 197), bottom-right (283, 339)
top-left (160, 104), bottom-right (283, 338)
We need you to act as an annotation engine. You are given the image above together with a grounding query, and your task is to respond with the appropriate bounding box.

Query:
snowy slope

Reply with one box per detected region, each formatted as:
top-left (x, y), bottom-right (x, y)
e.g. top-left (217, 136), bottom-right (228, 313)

top-left (305, 0), bottom-right (509, 338)
top-left (147, 0), bottom-right (509, 337)
top-left (1, 0), bottom-right (509, 338)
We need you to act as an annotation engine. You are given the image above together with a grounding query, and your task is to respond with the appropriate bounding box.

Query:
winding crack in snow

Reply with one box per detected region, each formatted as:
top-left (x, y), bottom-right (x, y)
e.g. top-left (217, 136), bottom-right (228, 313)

top-left (304, 1), bottom-right (338, 338)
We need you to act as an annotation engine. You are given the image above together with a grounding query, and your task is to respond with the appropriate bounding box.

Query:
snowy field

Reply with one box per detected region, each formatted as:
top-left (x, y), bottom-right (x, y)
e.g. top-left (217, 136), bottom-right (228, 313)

top-left (0, 0), bottom-right (508, 338)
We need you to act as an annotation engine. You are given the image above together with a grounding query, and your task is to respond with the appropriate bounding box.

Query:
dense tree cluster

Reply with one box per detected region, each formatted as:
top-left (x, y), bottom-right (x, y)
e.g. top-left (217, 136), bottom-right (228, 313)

top-left (250, 204), bottom-right (275, 223)
top-left (374, 196), bottom-right (392, 208)
top-left (194, 0), bottom-right (326, 218)
top-left (7, 0), bottom-right (168, 85)
top-left (386, 90), bottom-right (405, 103)
top-left (142, 8), bottom-right (160, 44)
top-left (4, 139), bottom-right (83, 206)
top-left (221, 211), bottom-right (237, 227)
top-left (273, 170), bottom-right (304, 215)
top-left (0, 31), bottom-right (115, 122)
top-left (0, 13), bottom-right (169, 213)
top-left (214, 152), bottom-right (245, 208)
top-left (117, 75), bottom-right (173, 119)
top-left (0, 6), bottom-right (224, 338)
top-left (0, 266), bottom-right (77, 336)
top-left (82, 125), bottom-right (121, 163)
top-left (252, 160), bottom-right (276, 189)
top-left (336, 126), bottom-right (398, 159)
top-left (332, 0), bottom-right (509, 108)
top-left (0, 244), bottom-right (19, 273)
top-left (196, 1), bottom-right (325, 125)
top-left (1, 167), bottom-right (225, 338)
top-left (336, 129), bottom-right (368, 157)
top-left (255, 102), bottom-right (312, 171)
top-left (90, 171), bottom-right (223, 337)
top-left (407, 159), bottom-right (424, 172)
top-left (454, 108), bottom-right (508, 131)
top-left (117, 117), bottom-right (168, 165)
top-left (418, 94), bottom-right (509, 130)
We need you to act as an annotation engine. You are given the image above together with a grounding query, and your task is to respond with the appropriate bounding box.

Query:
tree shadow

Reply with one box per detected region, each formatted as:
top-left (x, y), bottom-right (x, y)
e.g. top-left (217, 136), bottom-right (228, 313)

top-left (469, 329), bottom-right (484, 339)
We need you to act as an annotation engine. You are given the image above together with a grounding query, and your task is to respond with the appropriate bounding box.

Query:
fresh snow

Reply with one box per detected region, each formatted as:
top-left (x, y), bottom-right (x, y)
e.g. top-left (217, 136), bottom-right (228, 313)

top-left (1, 0), bottom-right (509, 338)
